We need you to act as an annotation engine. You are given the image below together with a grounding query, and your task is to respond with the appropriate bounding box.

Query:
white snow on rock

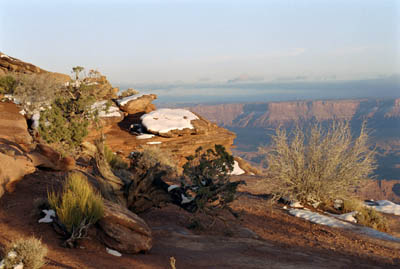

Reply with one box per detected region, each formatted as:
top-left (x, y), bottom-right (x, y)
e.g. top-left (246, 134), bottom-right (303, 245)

top-left (38, 209), bottom-right (56, 223)
top-left (91, 101), bottom-right (121, 118)
top-left (106, 247), bottom-right (122, 257)
top-left (141, 108), bottom-right (198, 134)
top-left (168, 185), bottom-right (179, 192)
top-left (116, 94), bottom-right (144, 106)
top-left (365, 200), bottom-right (400, 216)
top-left (230, 161), bottom-right (245, 175)
top-left (181, 194), bottom-right (194, 204)
top-left (13, 263), bottom-right (24, 269)
top-left (3, 94), bottom-right (21, 105)
top-left (290, 201), bottom-right (304, 209)
top-left (31, 112), bottom-right (41, 129)
top-left (329, 211), bottom-right (358, 223)
top-left (136, 134), bottom-right (155, 140)
top-left (7, 251), bottom-right (17, 259)
top-left (146, 141), bottom-right (162, 145)
top-left (289, 209), bottom-right (354, 228)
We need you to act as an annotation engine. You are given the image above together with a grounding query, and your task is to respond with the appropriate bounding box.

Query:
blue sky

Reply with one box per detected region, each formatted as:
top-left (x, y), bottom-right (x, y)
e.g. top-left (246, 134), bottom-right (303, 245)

top-left (1, 0), bottom-right (399, 102)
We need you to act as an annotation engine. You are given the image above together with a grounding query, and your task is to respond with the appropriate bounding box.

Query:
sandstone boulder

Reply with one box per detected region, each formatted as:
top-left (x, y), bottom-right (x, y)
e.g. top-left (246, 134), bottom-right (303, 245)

top-left (28, 144), bottom-right (75, 171)
top-left (97, 200), bottom-right (152, 254)
top-left (0, 102), bottom-right (32, 146)
top-left (0, 140), bottom-right (35, 197)
top-left (141, 109), bottom-right (216, 138)
top-left (118, 94), bottom-right (157, 115)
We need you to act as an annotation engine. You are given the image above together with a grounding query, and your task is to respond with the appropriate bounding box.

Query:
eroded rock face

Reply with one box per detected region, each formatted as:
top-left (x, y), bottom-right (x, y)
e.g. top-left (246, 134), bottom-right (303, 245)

top-left (28, 144), bottom-right (75, 171)
top-left (0, 52), bottom-right (70, 83)
top-left (0, 102), bottom-right (32, 146)
top-left (118, 94), bottom-right (157, 116)
top-left (0, 141), bottom-right (35, 197)
top-left (97, 200), bottom-right (152, 254)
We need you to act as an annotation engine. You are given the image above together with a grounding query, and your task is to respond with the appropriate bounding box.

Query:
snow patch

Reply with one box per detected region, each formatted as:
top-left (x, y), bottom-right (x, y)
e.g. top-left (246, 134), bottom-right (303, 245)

top-left (38, 209), bottom-right (55, 223)
top-left (181, 194), bottom-right (194, 204)
top-left (141, 108), bottom-right (198, 134)
top-left (168, 185), bottom-right (179, 192)
top-left (116, 94), bottom-right (144, 106)
top-left (136, 134), bottom-right (155, 140)
top-left (230, 161), bottom-right (245, 175)
top-left (365, 200), bottom-right (400, 216)
top-left (290, 201), bottom-right (304, 209)
top-left (31, 112), bottom-right (40, 129)
top-left (13, 263), bottom-right (23, 269)
top-left (146, 141), bottom-right (162, 145)
top-left (329, 211), bottom-right (358, 223)
top-left (289, 209), bottom-right (354, 228)
top-left (106, 248), bottom-right (122, 257)
top-left (91, 101), bottom-right (121, 118)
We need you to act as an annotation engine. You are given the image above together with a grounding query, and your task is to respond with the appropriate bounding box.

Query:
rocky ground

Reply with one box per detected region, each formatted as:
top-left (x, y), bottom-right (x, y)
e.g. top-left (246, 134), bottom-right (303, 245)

top-left (1, 172), bottom-right (399, 269)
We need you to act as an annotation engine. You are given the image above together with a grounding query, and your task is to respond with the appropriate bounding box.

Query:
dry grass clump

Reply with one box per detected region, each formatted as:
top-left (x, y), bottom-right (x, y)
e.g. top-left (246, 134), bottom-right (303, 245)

top-left (259, 121), bottom-right (376, 204)
top-left (119, 88), bottom-right (139, 98)
top-left (104, 145), bottom-right (129, 170)
top-left (48, 172), bottom-right (104, 247)
top-left (342, 199), bottom-right (389, 232)
top-left (2, 237), bottom-right (47, 269)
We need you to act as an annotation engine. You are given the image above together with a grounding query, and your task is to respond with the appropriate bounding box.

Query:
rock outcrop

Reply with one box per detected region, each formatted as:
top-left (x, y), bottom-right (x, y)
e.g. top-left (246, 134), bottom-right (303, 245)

top-left (97, 200), bottom-right (153, 254)
top-left (118, 94), bottom-right (157, 116)
top-left (0, 140), bottom-right (36, 197)
top-left (0, 52), bottom-right (70, 83)
top-left (0, 102), bottom-right (32, 146)
top-left (28, 144), bottom-right (75, 171)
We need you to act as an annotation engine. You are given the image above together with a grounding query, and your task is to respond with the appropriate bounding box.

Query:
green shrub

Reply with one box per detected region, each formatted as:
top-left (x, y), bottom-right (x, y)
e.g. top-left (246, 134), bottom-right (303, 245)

top-left (3, 237), bottom-right (47, 269)
top-left (342, 199), bottom-right (389, 232)
top-left (259, 121), bottom-right (376, 204)
top-left (0, 75), bottom-right (17, 94)
top-left (48, 172), bottom-right (104, 247)
top-left (104, 145), bottom-right (129, 170)
top-left (181, 145), bottom-right (244, 218)
top-left (38, 83), bottom-right (97, 151)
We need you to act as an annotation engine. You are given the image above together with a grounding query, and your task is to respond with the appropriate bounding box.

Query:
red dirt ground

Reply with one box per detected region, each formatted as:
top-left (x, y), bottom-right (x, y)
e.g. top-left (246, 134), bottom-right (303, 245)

top-left (1, 172), bottom-right (400, 268)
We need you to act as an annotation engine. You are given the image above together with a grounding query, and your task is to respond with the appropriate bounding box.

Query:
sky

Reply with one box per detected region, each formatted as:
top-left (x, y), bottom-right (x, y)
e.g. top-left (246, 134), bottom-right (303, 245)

top-left (1, 0), bottom-right (399, 103)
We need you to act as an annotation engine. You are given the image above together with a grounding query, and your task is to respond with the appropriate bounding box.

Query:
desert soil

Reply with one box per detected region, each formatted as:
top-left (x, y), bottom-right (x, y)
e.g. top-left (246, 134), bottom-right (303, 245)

top-left (0, 172), bottom-right (399, 269)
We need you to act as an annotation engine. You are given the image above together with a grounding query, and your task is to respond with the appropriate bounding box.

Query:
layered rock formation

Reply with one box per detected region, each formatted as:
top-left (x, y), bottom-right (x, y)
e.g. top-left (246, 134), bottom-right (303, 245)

top-left (0, 102), bottom-right (32, 146)
top-left (0, 52), bottom-right (70, 82)
top-left (189, 98), bottom-right (400, 128)
top-left (0, 140), bottom-right (35, 197)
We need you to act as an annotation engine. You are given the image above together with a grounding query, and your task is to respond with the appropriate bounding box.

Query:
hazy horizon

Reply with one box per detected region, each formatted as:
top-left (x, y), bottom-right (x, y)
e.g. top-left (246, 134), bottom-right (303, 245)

top-left (1, 0), bottom-right (399, 103)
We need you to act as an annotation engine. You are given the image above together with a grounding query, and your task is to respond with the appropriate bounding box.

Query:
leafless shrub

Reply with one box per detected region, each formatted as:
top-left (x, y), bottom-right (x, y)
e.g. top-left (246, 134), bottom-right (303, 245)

top-left (259, 121), bottom-right (376, 204)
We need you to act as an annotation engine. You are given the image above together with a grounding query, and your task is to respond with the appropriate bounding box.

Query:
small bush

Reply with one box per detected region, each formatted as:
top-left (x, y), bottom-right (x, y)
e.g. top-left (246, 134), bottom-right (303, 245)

top-left (259, 121), bottom-right (376, 204)
top-left (38, 83), bottom-right (97, 151)
top-left (48, 172), bottom-right (104, 247)
top-left (3, 237), bottom-right (47, 269)
top-left (342, 199), bottom-right (389, 232)
top-left (0, 75), bottom-right (17, 94)
top-left (104, 145), bottom-right (129, 170)
top-left (133, 146), bottom-right (178, 172)
top-left (119, 88), bottom-right (139, 98)
top-left (181, 145), bottom-right (244, 219)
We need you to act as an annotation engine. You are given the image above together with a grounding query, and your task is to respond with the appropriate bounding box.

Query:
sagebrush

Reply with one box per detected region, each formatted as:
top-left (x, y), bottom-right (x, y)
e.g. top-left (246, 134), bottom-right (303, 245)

top-left (2, 237), bottom-right (47, 269)
top-left (342, 199), bottom-right (389, 232)
top-left (259, 121), bottom-right (376, 204)
top-left (48, 172), bottom-right (104, 247)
